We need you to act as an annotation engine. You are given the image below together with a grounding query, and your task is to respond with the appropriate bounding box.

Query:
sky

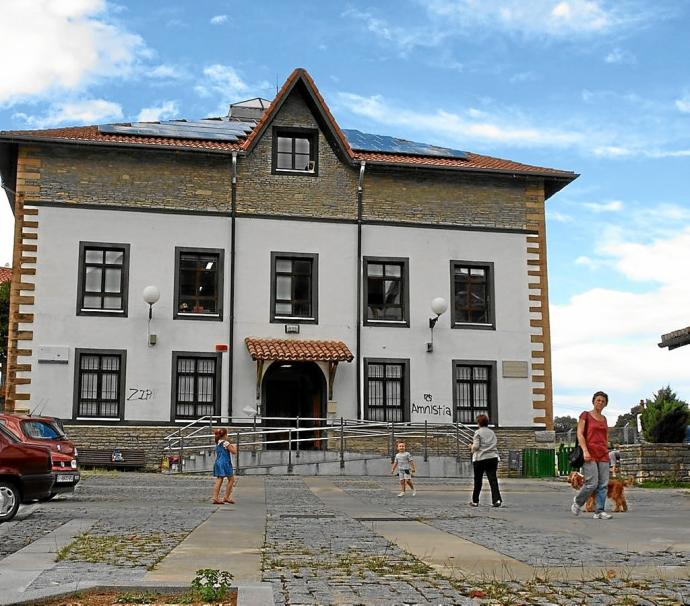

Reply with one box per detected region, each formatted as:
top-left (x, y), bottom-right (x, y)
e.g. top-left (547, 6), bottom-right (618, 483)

top-left (1, 0), bottom-right (689, 423)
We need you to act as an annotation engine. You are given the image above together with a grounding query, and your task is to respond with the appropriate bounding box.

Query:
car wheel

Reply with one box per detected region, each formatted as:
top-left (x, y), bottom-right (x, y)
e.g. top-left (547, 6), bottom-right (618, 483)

top-left (0, 482), bottom-right (20, 523)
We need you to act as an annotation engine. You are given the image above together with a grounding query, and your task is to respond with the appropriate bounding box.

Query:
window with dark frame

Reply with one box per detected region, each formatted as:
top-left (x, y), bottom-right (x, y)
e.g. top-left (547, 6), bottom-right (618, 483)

top-left (273, 128), bottom-right (317, 173)
top-left (364, 257), bottom-right (409, 325)
top-left (453, 363), bottom-right (493, 424)
top-left (173, 355), bottom-right (219, 420)
top-left (175, 248), bottom-right (223, 318)
top-left (78, 243), bottom-right (129, 315)
top-left (451, 261), bottom-right (494, 327)
top-left (271, 253), bottom-right (317, 322)
top-left (364, 360), bottom-right (408, 422)
top-left (76, 352), bottom-right (124, 418)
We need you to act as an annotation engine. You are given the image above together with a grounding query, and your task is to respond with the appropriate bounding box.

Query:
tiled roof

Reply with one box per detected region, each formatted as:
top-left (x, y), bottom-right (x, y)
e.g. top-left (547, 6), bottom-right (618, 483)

top-left (245, 337), bottom-right (354, 362)
top-left (658, 326), bottom-right (690, 350)
top-left (0, 266), bottom-right (11, 284)
top-left (0, 68), bottom-right (575, 179)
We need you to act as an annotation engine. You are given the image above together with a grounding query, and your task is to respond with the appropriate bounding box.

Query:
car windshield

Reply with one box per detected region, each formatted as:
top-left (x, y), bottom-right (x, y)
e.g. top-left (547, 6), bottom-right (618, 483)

top-left (21, 420), bottom-right (65, 440)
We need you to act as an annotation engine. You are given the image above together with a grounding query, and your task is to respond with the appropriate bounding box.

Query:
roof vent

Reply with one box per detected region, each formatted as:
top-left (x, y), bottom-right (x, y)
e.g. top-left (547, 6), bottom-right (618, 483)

top-left (229, 97), bottom-right (271, 121)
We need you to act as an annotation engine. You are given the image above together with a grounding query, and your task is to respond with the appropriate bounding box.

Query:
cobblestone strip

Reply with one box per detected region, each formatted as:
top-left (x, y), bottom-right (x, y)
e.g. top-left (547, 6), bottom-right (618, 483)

top-left (330, 478), bottom-right (690, 606)
top-left (19, 473), bottom-right (216, 592)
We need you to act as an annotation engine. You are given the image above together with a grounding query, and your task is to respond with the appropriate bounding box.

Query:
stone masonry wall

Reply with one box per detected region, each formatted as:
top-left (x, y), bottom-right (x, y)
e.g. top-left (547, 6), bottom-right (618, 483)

top-left (22, 145), bottom-right (232, 212)
top-left (620, 443), bottom-right (690, 482)
top-left (237, 89), bottom-right (359, 219)
top-left (362, 169), bottom-right (538, 230)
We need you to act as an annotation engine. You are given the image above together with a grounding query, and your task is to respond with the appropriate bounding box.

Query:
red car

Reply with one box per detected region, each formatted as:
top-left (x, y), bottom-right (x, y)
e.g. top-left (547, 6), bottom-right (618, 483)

top-left (0, 424), bottom-right (54, 522)
top-left (0, 414), bottom-right (80, 499)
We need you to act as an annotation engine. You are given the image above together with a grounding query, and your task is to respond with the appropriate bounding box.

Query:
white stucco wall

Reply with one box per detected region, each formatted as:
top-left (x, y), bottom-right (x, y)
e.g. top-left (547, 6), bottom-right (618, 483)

top-left (360, 224), bottom-right (533, 427)
top-left (29, 206), bottom-right (232, 421)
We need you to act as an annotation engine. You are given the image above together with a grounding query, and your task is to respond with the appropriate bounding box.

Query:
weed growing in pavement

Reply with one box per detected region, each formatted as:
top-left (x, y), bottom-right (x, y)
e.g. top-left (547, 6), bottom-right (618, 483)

top-left (190, 568), bottom-right (234, 602)
top-left (115, 591), bottom-right (163, 604)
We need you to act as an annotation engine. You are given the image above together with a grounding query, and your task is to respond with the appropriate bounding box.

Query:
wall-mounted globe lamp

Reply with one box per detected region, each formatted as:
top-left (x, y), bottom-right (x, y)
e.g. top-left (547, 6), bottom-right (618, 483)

top-left (427, 297), bottom-right (448, 353)
top-left (143, 285), bottom-right (160, 346)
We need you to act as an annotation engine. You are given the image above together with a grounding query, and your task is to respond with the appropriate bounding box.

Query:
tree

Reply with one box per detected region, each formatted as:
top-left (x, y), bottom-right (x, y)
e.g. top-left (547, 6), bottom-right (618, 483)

top-left (640, 386), bottom-right (689, 443)
top-left (615, 402), bottom-right (643, 428)
top-left (553, 415), bottom-right (578, 432)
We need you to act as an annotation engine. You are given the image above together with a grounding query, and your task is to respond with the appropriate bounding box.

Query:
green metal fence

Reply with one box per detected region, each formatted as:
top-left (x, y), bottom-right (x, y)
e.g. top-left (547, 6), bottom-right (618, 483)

top-left (521, 448), bottom-right (556, 477)
top-left (556, 443), bottom-right (580, 476)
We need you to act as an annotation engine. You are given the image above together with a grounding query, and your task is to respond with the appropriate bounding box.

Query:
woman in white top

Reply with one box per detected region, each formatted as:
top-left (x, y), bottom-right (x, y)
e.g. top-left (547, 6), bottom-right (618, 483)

top-left (469, 414), bottom-right (502, 507)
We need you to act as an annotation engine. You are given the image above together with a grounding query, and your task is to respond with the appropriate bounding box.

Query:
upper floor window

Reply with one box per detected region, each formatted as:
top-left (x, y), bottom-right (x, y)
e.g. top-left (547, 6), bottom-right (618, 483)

top-left (174, 247), bottom-right (224, 320)
top-left (77, 242), bottom-right (130, 316)
top-left (272, 127), bottom-right (318, 175)
top-left (450, 261), bottom-right (495, 329)
top-left (270, 252), bottom-right (318, 323)
top-left (453, 361), bottom-right (497, 425)
top-left (73, 349), bottom-right (126, 420)
top-left (364, 358), bottom-right (410, 422)
top-left (363, 257), bottom-right (409, 326)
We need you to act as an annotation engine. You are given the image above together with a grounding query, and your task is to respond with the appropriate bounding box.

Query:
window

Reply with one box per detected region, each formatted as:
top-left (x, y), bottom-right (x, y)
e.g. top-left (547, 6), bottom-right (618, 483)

top-left (272, 127), bottom-right (318, 174)
top-left (73, 349), bottom-right (126, 419)
top-left (452, 361), bottom-right (497, 425)
top-left (364, 359), bottom-right (410, 422)
top-left (77, 242), bottom-right (130, 316)
top-left (363, 257), bottom-right (409, 326)
top-left (450, 261), bottom-right (495, 329)
top-left (270, 252), bottom-right (318, 323)
top-left (174, 247), bottom-right (224, 320)
top-left (172, 353), bottom-right (221, 420)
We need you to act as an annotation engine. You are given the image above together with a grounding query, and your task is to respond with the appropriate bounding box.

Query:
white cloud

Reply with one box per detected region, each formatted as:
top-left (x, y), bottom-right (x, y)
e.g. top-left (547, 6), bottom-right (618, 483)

top-left (0, 0), bottom-right (146, 105)
top-left (552, 226), bottom-right (690, 416)
top-left (13, 99), bottom-right (123, 128)
top-left (547, 210), bottom-right (574, 222)
top-left (675, 94), bottom-right (690, 113)
top-left (149, 64), bottom-right (185, 80)
top-left (210, 15), bottom-right (228, 25)
top-left (582, 200), bottom-right (624, 212)
top-left (336, 91), bottom-right (583, 149)
top-left (194, 65), bottom-right (252, 99)
top-left (604, 47), bottom-right (635, 64)
top-left (422, 0), bottom-right (640, 38)
top-left (136, 101), bottom-right (179, 122)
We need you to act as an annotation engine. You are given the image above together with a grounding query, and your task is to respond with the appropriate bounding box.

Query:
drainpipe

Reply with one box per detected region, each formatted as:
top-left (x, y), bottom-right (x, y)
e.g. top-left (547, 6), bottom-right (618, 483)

top-left (356, 161), bottom-right (366, 419)
top-left (228, 152), bottom-right (237, 422)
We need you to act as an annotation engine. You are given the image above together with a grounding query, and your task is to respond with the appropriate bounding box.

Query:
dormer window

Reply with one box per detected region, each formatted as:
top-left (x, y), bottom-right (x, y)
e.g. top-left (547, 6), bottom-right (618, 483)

top-left (272, 127), bottom-right (318, 175)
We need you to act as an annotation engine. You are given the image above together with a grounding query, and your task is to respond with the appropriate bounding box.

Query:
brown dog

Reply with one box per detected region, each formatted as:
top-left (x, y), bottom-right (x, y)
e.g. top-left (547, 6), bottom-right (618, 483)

top-left (567, 471), bottom-right (633, 512)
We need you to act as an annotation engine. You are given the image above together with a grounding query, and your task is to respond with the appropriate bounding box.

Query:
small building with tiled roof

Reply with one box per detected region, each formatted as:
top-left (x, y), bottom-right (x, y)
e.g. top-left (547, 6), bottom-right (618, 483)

top-left (0, 68), bottom-right (576, 439)
top-left (0, 266), bottom-right (11, 285)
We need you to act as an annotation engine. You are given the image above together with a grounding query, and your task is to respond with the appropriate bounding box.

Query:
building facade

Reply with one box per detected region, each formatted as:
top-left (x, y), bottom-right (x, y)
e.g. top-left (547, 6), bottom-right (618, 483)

top-left (0, 68), bottom-right (576, 433)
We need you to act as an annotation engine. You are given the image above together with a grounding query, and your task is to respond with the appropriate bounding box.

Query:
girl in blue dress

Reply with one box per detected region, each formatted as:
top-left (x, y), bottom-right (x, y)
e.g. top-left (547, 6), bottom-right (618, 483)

top-left (212, 428), bottom-right (237, 504)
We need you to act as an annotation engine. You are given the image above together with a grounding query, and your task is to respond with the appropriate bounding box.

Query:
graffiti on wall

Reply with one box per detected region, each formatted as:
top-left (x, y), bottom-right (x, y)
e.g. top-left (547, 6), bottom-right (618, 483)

top-left (410, 393), bottom-right (452, 423)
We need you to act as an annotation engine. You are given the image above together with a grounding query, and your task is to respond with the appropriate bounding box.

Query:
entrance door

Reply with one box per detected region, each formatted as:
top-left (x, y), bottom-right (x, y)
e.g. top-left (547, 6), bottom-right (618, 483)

top-left (262, 361), bottom-right (326, 450)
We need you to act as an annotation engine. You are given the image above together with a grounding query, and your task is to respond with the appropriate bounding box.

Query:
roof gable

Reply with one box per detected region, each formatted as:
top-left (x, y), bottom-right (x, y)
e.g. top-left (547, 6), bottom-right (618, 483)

top-left (243, 68), bottom-right (353, 164)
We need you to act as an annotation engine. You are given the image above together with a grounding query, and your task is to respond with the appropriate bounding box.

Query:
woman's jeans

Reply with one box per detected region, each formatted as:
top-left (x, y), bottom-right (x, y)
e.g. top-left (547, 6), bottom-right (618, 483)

top-left (472, 457), bottom-right (501, 505)
top-left (575, 461), bottom-right (609, 513)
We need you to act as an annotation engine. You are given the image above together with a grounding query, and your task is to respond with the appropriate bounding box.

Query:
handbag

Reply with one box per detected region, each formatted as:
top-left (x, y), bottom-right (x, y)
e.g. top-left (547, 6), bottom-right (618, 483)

top-left (568, 414), bottom-right (587, 468)
top-left (568, 445), bottom-right (584, 468)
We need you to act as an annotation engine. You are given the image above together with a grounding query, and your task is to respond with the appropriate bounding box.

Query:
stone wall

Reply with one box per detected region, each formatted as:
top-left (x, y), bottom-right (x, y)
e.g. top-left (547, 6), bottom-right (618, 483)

top-left (20, 145), bottom-right (232, 212)
top-left (620, 443), bottom-right (690, 482)
top-left (63, 423), bottom-right (554, 476)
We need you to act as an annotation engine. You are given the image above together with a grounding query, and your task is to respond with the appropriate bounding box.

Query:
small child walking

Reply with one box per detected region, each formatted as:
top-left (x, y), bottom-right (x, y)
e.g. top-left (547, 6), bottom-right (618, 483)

top-left (391, 441), bottom-right (416, 497)
top-left (212, 428), bottom-right (237, 505)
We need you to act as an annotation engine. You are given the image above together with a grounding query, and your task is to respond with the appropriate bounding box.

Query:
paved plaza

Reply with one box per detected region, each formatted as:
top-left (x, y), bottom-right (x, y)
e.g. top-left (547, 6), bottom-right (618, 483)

top-left (0, 472), bottom-right (688, 605)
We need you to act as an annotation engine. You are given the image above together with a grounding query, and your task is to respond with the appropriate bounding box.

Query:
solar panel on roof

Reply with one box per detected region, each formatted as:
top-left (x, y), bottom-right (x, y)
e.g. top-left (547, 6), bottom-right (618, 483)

top-left (343, 129), bottom-right (467, 159)
top-left (98, 122), bottom-right (252, 142)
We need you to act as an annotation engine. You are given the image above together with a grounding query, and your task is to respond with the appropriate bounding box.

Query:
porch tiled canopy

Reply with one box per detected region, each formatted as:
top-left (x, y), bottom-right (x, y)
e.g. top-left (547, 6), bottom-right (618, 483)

top-left (244, 337), bottom-right (353, 400)
top-left (244, 337), bottom-right (354, 362)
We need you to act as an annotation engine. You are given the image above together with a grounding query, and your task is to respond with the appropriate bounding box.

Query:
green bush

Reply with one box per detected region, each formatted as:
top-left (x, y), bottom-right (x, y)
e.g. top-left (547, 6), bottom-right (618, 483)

top-left (191, 568), bottom-right (234, 602)
top-left (640, 386), bottom-right (689, 443)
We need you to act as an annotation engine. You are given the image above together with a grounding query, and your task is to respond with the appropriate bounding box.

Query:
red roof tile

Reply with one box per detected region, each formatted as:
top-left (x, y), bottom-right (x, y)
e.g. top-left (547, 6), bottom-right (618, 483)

top-left (0, 267), bottom-right (11, 284)
top-left (245, 337), bottom-right (354, 362)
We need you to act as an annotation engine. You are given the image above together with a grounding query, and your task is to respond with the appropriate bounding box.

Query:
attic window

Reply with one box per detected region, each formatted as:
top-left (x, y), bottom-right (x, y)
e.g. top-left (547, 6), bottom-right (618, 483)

top-left (272, 127), bottom-right (318, 175)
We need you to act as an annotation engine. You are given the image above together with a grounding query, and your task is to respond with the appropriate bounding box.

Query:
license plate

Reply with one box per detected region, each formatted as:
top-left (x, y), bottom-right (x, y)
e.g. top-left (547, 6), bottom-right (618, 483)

top-left (56, 474), bottom-right (74, 483)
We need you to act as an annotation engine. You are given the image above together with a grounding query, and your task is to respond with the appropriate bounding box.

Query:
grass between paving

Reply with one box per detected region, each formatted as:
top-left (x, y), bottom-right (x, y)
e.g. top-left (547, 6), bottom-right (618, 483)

top-left (636, 480), bottom-right (690, 489)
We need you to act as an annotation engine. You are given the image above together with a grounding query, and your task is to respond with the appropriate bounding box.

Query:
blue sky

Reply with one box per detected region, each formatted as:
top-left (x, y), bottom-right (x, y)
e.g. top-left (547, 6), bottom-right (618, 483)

top-left (2, 0), bottom-right (689, 422)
